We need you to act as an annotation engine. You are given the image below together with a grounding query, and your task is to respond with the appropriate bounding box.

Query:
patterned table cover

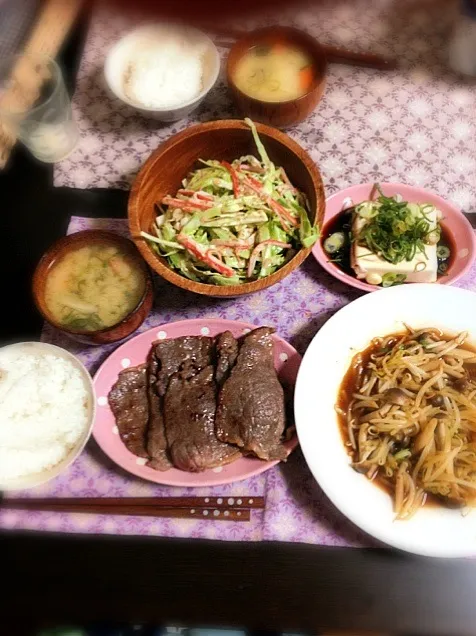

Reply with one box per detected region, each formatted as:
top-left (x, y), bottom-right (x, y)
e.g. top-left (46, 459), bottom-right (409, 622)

top-left (53, 0), bottom-right (476, 216)
top-left (2, 214), bottom-right (476, 543)
top-left (5, 0), bottom-right (476, 543)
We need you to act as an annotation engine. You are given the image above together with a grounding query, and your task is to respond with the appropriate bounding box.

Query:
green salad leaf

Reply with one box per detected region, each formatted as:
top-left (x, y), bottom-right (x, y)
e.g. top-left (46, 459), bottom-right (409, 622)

top-left (143, 119), bottom-right (319, 284)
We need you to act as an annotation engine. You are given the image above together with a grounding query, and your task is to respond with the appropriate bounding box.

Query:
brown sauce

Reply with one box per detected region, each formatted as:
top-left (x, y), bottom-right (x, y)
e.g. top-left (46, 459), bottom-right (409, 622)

top-left (337, 338), bottom-right (378, 457)
top-left (336, 331), bottom-right (476, 509)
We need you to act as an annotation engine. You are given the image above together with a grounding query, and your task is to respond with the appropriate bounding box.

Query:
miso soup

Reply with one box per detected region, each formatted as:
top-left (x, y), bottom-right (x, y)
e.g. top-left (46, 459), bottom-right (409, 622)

top-left (233, 43), bottom-right (316, 103)
top-left (45, 242), bottom-right (146, 331)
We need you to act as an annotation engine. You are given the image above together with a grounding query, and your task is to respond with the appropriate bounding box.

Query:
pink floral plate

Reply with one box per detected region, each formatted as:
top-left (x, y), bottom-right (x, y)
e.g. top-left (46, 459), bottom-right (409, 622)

top-left (93, 318), bottom-right (300, 487)
top-left (312, 182), bottom-right (476, 293)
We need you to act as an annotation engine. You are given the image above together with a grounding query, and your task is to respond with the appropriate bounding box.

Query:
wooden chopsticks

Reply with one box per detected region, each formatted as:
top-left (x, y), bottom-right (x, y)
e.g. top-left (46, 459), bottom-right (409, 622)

top-left (1, 496), bottom-right (265, 522)
top-left (203, 24), bottom-right (397, 71)
top-left (321, 45), bottom-right (397, 71)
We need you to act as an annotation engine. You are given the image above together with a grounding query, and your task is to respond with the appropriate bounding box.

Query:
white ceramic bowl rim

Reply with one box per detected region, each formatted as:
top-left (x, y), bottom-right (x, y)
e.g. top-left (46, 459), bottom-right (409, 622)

top-left (295, 284), bottom-right (476, 558)
top-left (0, 341), bottom-right (95, 491)
top-left (104, 23), bottom-right (221, 113)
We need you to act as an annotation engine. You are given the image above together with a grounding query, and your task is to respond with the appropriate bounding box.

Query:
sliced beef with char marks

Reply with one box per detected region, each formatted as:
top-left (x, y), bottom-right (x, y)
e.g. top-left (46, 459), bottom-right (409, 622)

top-left (153, 336), bottom-right (213, 396)
top-left (215, 330), bottom-right (239, 387)
top-left (215, 327), bottom-right (288, 461)
top-left (146, 335), bottom-right (213, 470)
top-left (108, 364), bottom-right (149, 458)
top-left (145, 350), bottom-right (172, 471)
top-left (164, 362), bottom-right (240, 472)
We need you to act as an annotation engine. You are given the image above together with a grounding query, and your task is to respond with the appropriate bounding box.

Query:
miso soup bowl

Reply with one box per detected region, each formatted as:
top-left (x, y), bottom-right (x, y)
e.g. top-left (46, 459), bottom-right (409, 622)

top-left (33, 230), bottom-right (154, 346)
top-left (226, 26), bottom-right (328, 129)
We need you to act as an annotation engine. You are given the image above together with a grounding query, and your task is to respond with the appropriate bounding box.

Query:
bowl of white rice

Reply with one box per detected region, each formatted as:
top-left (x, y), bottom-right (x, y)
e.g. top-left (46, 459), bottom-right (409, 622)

top-left (0, 342), bottom-right (95, 491)
top-left (104, 23), bottom-right (221, 122)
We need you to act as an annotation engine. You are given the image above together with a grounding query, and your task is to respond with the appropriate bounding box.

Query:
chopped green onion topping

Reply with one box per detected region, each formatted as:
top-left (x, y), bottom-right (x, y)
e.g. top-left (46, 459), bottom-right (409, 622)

top-left (394, 449), bottom-right (412, 461)
top-left (381, 273), bottom-right (407, 287)
top-left (356, 187), bottom-right (440, 265)
top-left (323, 232), bottom-right (345, 254)
top-left (436, 245), bottom-right (451, 260)
top-left (414, 261), bottom-right (427, 273)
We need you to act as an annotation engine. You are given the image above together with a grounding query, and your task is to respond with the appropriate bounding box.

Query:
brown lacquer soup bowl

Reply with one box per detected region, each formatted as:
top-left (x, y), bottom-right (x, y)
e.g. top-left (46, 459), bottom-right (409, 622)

top-left (226, 26), bottom-right (328, 129)
top-left (33, 230), bottom-right (153, 345)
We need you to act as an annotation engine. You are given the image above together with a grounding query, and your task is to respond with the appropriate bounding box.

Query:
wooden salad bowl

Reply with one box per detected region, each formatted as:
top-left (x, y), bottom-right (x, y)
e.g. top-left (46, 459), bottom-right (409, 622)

top-left (226, 26), bottom-right (328, 129)
top-left (128, 119), bottom-right (325, 298)
top-left (33, 230), bottom-right (154, 345)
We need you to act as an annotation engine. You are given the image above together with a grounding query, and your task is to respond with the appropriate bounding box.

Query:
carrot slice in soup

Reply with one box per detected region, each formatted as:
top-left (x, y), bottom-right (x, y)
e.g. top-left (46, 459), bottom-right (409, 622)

top-left (299, 66), bottom-right (314, 91)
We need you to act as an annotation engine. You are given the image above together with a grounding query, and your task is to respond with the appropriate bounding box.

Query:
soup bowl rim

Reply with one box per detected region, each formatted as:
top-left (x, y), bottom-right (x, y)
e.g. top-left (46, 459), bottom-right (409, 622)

top-left (226, 25), bottom-right (328, 107)
top-left (32, 229), bottom-right (153, 337)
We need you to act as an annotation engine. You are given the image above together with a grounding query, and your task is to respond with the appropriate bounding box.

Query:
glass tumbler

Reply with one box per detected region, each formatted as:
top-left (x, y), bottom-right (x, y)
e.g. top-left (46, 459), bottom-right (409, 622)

top-left (0, 53), bottom-right (79, 162)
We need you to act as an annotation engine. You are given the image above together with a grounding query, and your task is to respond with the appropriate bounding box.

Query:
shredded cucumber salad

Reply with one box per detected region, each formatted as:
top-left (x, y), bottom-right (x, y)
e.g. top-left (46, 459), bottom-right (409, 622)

top-left (141, 119), bottom-right (318, 285)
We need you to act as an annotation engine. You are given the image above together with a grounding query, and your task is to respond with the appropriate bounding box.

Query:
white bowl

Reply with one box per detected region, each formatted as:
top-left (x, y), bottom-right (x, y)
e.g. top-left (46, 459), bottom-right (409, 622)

top-left (0, 342), bottom-right (95, 491)
top-left (295, 284), bottom-right (476, 558)
top-left (104, 24), bottom-right (220, 122)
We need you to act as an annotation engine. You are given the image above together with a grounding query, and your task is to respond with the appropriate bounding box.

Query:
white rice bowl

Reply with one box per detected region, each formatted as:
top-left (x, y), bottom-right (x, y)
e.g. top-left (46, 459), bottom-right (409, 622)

top-left (0, 342), bottom-right (95, 491)
top-left (104, 24), bottom-right (220, 122)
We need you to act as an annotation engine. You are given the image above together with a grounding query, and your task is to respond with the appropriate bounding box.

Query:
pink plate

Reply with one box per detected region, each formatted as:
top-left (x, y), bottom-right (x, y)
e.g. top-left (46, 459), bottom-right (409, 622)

top-left (312, 182), bottom-right (476, 293)
top-left (93, 319), bottom-right (300, 487)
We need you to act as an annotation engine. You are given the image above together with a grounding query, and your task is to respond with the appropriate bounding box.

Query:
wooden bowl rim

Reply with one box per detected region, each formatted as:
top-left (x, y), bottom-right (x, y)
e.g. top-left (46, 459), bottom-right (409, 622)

top-left (128, 119), bottom-right (326, 297)
top-left (32, 229), bottom-right (153, 335)
top-left (226, 25), bottom-right (328, 108)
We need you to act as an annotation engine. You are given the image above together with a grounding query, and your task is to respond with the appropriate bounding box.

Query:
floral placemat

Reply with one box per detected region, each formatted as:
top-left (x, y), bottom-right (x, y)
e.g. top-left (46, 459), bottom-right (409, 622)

top-left (53, 0), bottom-right (476, 216)
top-left (1, 215), bottom-right (476, 543)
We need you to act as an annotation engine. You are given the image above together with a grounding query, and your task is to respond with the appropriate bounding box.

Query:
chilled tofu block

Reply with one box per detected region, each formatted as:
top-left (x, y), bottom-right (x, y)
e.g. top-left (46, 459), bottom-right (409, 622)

top-left (351, 206), bottom-right (439, 285)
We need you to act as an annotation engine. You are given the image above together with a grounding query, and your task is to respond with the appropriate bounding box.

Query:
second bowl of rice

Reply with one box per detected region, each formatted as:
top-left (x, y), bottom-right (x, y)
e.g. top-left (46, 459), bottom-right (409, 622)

top-left (0, 342), bottom-right (95, 491)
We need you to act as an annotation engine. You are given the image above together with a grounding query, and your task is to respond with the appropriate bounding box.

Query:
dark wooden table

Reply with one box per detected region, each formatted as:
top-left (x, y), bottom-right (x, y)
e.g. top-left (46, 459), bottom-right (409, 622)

top-left (2, 16), bottom-right (476, 636)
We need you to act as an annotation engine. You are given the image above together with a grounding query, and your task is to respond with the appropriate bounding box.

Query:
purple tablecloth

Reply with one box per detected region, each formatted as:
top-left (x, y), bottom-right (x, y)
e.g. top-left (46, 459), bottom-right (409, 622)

top-left (6, 0), bottom-right (476, 544)
top-left (53, 0), bottom-right (476, 218)
top-left (1, 215), bottom-right (476, 545)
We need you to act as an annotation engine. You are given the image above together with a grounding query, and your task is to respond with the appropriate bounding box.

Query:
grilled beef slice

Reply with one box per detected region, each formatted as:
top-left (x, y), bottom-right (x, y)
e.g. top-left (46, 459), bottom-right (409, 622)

top-left (108, 364), bottom-right (149, 458)
top-left (164, 362), bottom-right (240, 472)
top-left (153, 336), bottom-right (213, 396)
top-left (145, 350), bottom-right (172, 471)
top-left (215, 330), bottom-right (239, 387)
top-left (145, 335), bottom-right (214, 470)
top-left (215, 327), bottom-right (288, 461)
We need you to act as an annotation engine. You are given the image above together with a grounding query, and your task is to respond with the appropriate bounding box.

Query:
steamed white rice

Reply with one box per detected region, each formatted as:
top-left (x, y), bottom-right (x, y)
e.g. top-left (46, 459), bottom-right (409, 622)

top-left (123, 29), bottom-right (206, 109)
top-left (0, 348), bottom-right (89, 481)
